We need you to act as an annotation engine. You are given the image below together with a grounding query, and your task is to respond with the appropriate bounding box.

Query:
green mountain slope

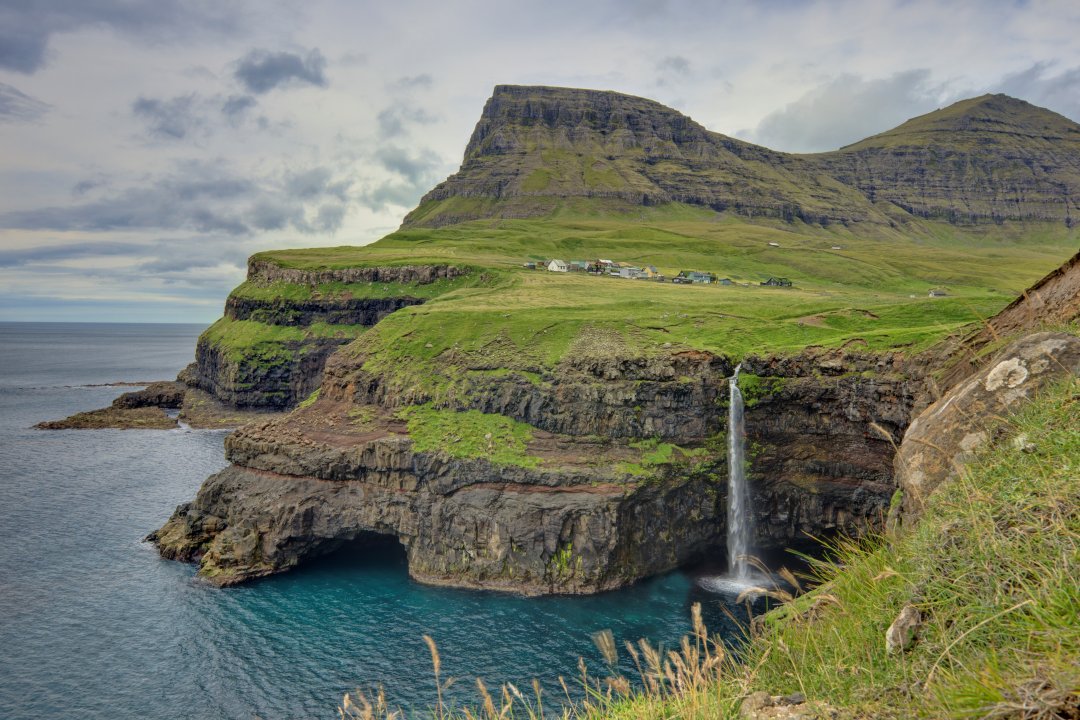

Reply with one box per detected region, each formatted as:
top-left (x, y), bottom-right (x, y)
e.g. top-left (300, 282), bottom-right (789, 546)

top-left (404, 86), bottom-right (1080, 229)
top-left (815, 94), bottom-right (1080, 225)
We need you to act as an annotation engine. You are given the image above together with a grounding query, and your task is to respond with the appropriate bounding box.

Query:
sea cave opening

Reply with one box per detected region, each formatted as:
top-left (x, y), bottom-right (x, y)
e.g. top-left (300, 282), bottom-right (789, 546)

top-left (300, 530), bottom-right (408, 576)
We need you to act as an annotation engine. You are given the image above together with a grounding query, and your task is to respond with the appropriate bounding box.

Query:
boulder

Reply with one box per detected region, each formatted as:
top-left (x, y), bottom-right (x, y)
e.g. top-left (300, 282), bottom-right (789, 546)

top-left (895, 332), bottom-right (1080, 519)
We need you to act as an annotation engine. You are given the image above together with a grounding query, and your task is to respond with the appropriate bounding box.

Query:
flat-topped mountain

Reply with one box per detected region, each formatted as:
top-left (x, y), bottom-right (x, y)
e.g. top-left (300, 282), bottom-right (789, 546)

top-left (405, 86), bottom-right (1080, 228)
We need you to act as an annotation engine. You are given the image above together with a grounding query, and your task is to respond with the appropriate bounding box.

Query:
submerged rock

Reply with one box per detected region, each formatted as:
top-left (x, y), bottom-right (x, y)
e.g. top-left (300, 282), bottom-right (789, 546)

top-left (36, 406), bottom-right (178, 430)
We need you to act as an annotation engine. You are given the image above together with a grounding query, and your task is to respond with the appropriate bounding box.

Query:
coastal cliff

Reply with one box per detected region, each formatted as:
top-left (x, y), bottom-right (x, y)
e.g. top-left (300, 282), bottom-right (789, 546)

top-left (150, 84), bottom-right (1078, 594)
top-left (181, 260), bottom-right (471, 409)
top-left (152, 342), bottom-right (928, 592)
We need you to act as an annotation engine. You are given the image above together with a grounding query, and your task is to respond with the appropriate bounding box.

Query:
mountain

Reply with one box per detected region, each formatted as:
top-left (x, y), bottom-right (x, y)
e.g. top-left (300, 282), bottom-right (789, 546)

top-left (405, 86), bottom-right (1080, 229)
top-left (816, 94), bottom-right (1080, 224)
top-left (404, 85), bottom-right (881, 228)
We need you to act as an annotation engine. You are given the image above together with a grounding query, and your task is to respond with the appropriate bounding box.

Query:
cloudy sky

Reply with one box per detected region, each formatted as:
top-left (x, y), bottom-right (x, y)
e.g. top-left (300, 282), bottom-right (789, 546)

top-left (2, 0), bottom-right (1079, 323)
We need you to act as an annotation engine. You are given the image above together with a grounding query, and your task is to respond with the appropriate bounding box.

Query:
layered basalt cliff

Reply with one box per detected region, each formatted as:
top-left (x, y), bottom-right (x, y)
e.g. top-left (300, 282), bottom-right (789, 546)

top-left (815, 95), bottom-right (1080, 225)
top-left (151, 409), bottom-right (725, 593)
top-left (153, 342), bottom-right (928, 593)
top-left (740, 353), bottom-right (924, 543)
top-left (182, 262), bottom-right (468, 409)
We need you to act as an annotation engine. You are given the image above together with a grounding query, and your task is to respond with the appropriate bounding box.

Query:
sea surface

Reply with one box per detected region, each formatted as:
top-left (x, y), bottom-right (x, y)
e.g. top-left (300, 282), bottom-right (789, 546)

top-left (0, 322), bottom-right (782, 720)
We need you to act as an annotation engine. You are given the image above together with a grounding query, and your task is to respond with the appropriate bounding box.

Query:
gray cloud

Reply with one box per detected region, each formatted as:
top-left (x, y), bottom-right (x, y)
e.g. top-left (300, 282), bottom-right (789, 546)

top-left (0, 241), bottom-right (142, 267)
top-left (741, 69), bottom-right (948, 152)
top-left (284, 167), bottom-right (350, 201)
top-left (234, 48), bottom-right (328, 94)
top-left (390, 74), bottom-right (432, 90)
top-left (358, 145), bottom-right (445, 212)
top-left (374, 145), bottom-right (441, 184)
top-left (221, 93), bottom-right (257, 121)
top-left (377, 103), bottom-right (438, 138)
top-left (132, 94), bottom-right (203, 139)
top-left (0, 82), bottom-right (49, 122)
top-left (132, 92), bottom-right (266, 139)
top-left (72, 175), bottom-right (110, 196)
top-left (0, 160), bottom-right (353, 235)
top-left (993, 63), bottom-right (1080, 123)
top-left (655, 55), bottom-right (690, 86)
top-left (0, 0), bottom-right (244, 74)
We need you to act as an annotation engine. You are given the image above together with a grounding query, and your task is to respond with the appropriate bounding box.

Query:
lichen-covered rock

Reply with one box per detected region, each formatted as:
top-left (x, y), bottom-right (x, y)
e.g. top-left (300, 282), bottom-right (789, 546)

top-left (885, 605), bottom-right (921, 654)
top-left (895, 331), bottom-right (1080, 519)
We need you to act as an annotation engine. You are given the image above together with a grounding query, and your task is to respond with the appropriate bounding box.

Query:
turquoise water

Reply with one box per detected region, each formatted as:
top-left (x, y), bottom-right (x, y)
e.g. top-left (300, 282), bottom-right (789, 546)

top-left (0, 323), bottom-right (781, 719)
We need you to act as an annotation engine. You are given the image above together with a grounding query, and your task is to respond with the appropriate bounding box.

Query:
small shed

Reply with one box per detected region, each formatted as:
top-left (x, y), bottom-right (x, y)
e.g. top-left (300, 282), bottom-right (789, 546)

top-left (569, 260), bottom-right (589, 272)
top-left (717, 278), bottom-right (733, 286)
top-left (522, 262), bottom-right (537, 270)
top-left (928, 289), bottom-right (948, 297)
top-left (547, 259), bottom-right (569, 272)
top-left (640, 265), bottom-right (661, 278)
top-left (619, 266), bottom-right (642, 279)
top-left (768, 242), bottom-right (781, 247)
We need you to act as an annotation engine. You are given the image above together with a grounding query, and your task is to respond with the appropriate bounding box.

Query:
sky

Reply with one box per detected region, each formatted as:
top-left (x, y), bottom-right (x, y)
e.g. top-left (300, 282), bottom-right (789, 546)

top-left (1, 0), bottom-right (1079, 323)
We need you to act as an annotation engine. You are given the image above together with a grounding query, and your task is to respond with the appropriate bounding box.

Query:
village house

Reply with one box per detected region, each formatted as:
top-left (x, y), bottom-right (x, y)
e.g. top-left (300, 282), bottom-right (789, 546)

top-left (760, 277), bottom-right (793, 287)
top-left (547, 259), bottom-right (569, 272)
top-left (673, 270), bottom-right (715, 284)
top-left (717, 277), bottom-right (733, 285)
top-left (928, 288), bottom-right (948, 297)
top-left (568, 260), bottom-right (589, 272)
top-left (619, 266), bottom-right (642, 279)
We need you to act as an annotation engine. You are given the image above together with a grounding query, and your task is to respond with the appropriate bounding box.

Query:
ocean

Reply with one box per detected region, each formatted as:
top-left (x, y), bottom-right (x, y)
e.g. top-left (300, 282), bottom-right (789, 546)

top-left (0, 322), bottom-right (769, 719)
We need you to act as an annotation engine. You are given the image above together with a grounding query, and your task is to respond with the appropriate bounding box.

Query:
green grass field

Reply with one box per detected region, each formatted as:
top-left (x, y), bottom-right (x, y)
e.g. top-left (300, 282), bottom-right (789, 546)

top-left (236, 210), bottom-right (1074, 405)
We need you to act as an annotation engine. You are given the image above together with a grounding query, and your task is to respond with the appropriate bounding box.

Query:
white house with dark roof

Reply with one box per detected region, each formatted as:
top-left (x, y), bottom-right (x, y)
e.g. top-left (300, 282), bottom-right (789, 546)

top-left (547, 259), bottom-right (569, 272)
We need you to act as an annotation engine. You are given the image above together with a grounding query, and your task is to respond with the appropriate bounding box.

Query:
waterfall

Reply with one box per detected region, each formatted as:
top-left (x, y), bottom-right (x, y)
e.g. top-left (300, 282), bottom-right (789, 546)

top-left (726, 364), bottom-right (751, 579)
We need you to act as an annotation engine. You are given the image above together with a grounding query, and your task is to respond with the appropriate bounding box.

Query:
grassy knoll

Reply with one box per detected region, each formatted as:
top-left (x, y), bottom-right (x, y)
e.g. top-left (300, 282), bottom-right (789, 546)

top-left (342, 371), bottom-right (1080, 719)
top-left (200, 317), bottom-right (367, 364)
top-left (399, 404), bottom-right (541, 468)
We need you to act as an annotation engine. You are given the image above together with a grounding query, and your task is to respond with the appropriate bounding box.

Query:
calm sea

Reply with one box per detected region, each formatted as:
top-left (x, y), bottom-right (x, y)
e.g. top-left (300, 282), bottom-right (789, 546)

top-left (0, 322), bottom-right (770, 720)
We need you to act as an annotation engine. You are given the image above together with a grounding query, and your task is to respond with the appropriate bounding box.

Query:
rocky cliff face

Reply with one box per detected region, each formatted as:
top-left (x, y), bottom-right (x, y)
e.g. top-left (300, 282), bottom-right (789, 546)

top-left (154, 344), bottom-right (929, 593)
top-left (740, 352), bottom-right (924, 544)
top-left (404, 87), bottom-right (1080, 229)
